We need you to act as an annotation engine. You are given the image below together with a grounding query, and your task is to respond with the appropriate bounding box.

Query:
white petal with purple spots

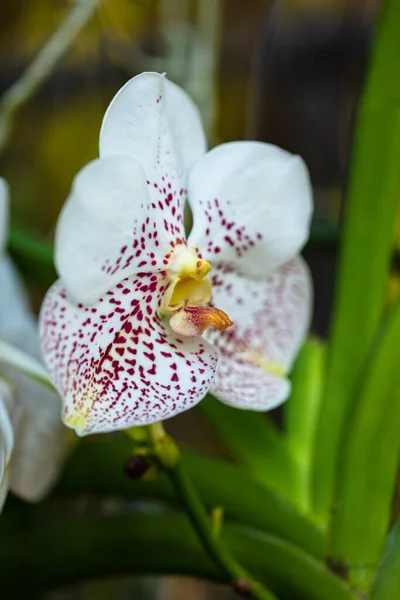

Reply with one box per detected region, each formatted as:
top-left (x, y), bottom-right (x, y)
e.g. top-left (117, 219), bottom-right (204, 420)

top-left (55, 155), bottom-right (187, 305)
top-left (40, 273), bottom-right (219, 435)
top-left (205, 257), bottom-right (312, 410)
top-left (100, 72), bottom-right (206, 179)
top-left (188, 142), bottom-right (313, 278)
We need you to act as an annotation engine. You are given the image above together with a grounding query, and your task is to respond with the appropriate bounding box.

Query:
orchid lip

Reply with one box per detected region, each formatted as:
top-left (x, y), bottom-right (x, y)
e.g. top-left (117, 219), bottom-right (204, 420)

top-left (162, 276), bottom-right (212, 314)
top-left (170, 305), bottom-right (234, 337)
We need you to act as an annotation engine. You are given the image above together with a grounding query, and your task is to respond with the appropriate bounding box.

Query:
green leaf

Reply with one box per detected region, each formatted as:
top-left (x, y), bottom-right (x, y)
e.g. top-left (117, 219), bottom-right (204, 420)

top-left (329, 301), bottom-right (400, 592)
top-left (8, 226), bottom-right (54, 267)
top-left (372, 521), bottom-right (400, 600)
top-left (57, 435), bottom-right (324, 558)
top-left (284, 338), bottom-right (326, 514)
top-left (0, 509), bottom-right (356, 600)
top-left (311, 0), bottom-right (400, 522)
top-left (198, 394), bottom-right (300, 503)
top-left (8, 225), bottom-right (57, 287)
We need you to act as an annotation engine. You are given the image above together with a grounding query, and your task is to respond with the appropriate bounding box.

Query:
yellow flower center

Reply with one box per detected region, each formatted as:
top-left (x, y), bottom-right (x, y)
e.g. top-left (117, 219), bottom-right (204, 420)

top-left (169, 245), bottom-right (211, 280)
top-left (162, 245), bottom-right (233, 337)
top-left (169, 276), bottom-right (212, 310)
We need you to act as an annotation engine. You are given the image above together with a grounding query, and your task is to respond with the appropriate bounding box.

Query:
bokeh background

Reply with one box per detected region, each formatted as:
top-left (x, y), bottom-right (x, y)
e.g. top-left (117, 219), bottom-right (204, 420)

top-left (0, 0), bottom-right (383, 598)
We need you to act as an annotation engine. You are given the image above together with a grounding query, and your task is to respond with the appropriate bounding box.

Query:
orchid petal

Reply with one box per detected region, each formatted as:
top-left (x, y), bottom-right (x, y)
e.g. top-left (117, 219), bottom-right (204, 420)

top-left (100, 72), bottom-right (206, 179)
top-left (40, 274), bottom-right (219, 435)
top-left (56, 73), bottom-right (207, 305)
top-left (8, 398), bottom-right (67, 501)
top-left (0, 257), bottom-right (54, 389)
top-left (187, 142), bottom-right (313, 278)
top-left (0, 341), bottom-right (54, 389)
top-left (0, 256), bottom-right (39, 345)
top-left (0, 257), bottom-right (65, 501)
top-left (0, 391), bottom-right (13, 484)
top-left (0, 382), bottom-right (13, 512)
top-left (205, 257), bottom-right (312, 410)
top-left (0, 178), bottom-right (8, 254)
top-left (55, 155), bottom-right (187, 305)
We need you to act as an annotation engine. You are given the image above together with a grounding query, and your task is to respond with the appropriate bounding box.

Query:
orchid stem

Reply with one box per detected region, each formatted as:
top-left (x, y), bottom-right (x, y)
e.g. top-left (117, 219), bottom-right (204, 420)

top-left (0, 0), bottom-right (100, 153)
top-left (147, 422), bottom-right (277, 600)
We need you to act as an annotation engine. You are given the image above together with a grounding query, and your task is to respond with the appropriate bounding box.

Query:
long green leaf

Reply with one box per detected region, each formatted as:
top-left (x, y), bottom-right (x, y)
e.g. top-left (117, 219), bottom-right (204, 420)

top-left (0, 509), bottom-right (355, 600)
top-left (8, 226), bottom-right (54, 267)
top-left (329, 302), bottom-right (400, 592)
top-left (8, 225), bottom-right (57, 287)
top-left (372, 521), bottom-right (400, 600)
top-left (311, 0), bottom-right (400, 522)
top-left (284, 338), bottom-right (326, 513)
top-left (57, 435), bottom-right (324, 557)
top-left (198, 394), bottom-right (300, 503)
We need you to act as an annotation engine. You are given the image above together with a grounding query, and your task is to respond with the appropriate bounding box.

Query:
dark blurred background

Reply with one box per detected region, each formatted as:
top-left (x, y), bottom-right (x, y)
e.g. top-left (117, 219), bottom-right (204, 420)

top-left (0, 1), bottom-right (381, 597)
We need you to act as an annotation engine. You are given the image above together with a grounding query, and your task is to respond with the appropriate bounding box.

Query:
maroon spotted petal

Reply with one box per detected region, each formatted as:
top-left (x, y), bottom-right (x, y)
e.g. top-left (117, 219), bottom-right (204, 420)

top-left (39, 273), bottom-right (219, 435)
top-left (204, 257), bottom-right (312, 410)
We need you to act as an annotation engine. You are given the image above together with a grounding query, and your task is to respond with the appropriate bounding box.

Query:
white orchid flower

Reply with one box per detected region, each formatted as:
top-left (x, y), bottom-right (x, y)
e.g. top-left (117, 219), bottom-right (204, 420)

top-left (39, 72), bottom-right (313, 436)
top-left (0, 178), bottom-right (65, 510)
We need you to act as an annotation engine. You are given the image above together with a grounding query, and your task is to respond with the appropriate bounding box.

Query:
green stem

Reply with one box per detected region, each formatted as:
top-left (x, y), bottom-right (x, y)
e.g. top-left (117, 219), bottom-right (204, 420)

top-left (57, 436), bottom-right (324, 557)
top-left (0, 0), bottom-right (100, 153)
top-left (148, 422), bottom-right (277, 600)
top-left (167, 464), bottom-right (276, 600)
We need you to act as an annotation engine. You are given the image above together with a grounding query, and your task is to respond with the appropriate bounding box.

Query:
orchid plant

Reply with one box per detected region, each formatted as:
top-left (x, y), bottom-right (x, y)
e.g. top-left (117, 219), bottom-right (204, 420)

top-left (1, 2), bottom-right (400, 599)
top-left (39, 72), bottom-right (313, 436)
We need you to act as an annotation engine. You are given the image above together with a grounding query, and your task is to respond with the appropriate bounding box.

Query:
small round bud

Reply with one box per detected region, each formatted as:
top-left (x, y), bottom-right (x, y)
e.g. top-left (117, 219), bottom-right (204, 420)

top-left (124, 454), bottom-right (152, 479)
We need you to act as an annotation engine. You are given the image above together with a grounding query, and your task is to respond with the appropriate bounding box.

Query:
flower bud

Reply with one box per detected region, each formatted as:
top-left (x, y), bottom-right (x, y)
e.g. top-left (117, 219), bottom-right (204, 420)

top-left (124, 454), bottom-right (153, 480)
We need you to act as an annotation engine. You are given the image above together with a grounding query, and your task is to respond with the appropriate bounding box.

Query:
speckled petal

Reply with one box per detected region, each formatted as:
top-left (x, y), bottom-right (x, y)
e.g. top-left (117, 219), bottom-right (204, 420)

top-left (188, 142), bottom-right (313, 278)
top-left (205, 256), bottom-right (312, 410)
top-left (39, 274), bottom-right (219, 435)
top-left (100, 72), bottom-right (206, 179)
top-left (0, 177), bottom-right (8, 254)
top-left (55, 156), bottom-right (187, 305)
top-left (0, 256), bottom-right (65, 501)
